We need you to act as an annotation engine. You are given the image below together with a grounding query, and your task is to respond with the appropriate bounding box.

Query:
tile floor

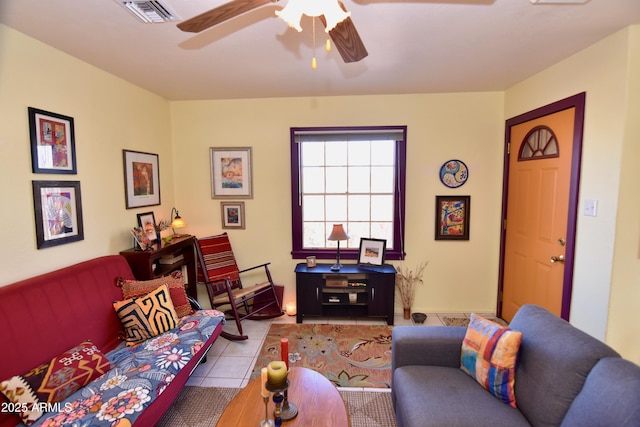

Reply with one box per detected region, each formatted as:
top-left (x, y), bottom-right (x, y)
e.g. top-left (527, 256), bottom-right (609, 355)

top-left (186, 312), bottom-right (492, 389)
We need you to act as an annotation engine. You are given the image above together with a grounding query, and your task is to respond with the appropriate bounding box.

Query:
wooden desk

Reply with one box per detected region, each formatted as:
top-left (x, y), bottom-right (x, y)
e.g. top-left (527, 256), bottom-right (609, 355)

top-left (119, 235), bottom-right (197, 299)
top-left (216, 367), bottom-right (350, 426)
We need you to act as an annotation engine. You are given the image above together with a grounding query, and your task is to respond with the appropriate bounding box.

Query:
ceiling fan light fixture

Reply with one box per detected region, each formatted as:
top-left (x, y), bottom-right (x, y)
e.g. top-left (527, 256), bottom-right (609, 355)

top-left (275, 0), bottom-right (350, 32)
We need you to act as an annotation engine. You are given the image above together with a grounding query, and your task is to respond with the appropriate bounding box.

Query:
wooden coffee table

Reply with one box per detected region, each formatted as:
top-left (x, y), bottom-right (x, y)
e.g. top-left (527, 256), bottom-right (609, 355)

top-left (216, 367), bottom-right (350, 426)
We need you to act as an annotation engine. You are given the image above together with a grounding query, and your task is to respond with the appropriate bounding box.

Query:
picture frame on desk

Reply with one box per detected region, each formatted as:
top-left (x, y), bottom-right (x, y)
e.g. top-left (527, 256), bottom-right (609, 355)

top-left (358, 238), bottom-right (386, 266)
top-left (137, 211), bottom-right (157, 242)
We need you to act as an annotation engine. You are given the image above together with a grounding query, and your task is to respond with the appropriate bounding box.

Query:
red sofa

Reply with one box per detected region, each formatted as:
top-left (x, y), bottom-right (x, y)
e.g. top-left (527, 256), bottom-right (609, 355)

top-left (0, 255), bottom-right (222, 427)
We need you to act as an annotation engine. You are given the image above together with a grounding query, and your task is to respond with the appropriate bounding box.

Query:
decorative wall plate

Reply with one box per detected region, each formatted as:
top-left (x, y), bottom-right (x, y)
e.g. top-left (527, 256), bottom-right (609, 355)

top-left (439, 160), bottom-right (469, 188)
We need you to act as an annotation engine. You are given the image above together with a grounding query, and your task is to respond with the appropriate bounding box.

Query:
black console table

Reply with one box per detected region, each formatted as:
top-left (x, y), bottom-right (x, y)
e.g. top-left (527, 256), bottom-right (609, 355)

top-left (294, 263), bottom-right (396, 325)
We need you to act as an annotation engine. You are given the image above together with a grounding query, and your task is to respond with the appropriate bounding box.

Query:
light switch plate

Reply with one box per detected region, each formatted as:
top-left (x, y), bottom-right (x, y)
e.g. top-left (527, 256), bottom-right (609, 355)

top-left (584, 199), bottom-right (598, 217)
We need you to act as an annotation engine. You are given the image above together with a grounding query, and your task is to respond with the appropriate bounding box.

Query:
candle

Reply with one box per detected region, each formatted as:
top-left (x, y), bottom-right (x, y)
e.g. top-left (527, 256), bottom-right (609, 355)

top-left (261, 367), bottom-right (268, 397)
top-left (285, 302), bottom-right (297, 316)
top-left (267, 361), bottom-right (287, 386)
top-left (281, 338), bottom-right (289, 369)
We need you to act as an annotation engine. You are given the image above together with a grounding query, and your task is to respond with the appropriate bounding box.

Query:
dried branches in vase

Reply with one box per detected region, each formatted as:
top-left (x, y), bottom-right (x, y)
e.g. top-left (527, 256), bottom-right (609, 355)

top-left (395, 261), bottom-right (428, 319)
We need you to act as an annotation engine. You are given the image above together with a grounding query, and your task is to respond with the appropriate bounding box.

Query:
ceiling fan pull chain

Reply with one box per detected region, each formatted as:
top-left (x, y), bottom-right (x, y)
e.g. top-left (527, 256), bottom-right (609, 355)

top-left (312, 17), bottom-right (317, 70)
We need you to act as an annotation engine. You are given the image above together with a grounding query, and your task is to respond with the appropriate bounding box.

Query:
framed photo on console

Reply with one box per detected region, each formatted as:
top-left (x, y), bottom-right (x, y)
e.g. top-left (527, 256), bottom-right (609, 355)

top-left (32, 180), bottom-right (84, 249)
top-left (358, 238), bottom-right (386, 266)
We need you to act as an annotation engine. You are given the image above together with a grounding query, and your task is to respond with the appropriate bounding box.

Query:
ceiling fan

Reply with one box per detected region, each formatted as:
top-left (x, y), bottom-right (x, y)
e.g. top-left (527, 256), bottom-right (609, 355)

top-left (176, 0), bottom-right (368, 63)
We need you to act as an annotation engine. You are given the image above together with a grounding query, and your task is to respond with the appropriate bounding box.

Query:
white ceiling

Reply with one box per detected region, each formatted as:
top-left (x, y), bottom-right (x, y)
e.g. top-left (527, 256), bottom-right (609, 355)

top-left (1, 0), bottom-right (639, 101)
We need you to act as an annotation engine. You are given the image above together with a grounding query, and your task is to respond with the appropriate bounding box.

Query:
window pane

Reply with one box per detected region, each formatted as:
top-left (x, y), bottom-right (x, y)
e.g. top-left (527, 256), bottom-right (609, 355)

top-left (302, 141), bottom-right (324, 166)
top-left (303, 195), bottom-right (324, 221)
top-left (371, 166), bottom-right (394, 193)
top-left (348, 166), bottom-right (370, 193)
top-left (348, 141), bottom-right (370, 165)
top-left (371, 195), bottom-right (393, 221)
top-left (346, 222), bottom-right (369, 248)
top-left (348, 195), bottom-right (370, 221)
top-left (326, 141), bottom-right (347, 166)
top-left (371, 140), bottom-right (395, 165)
top-left (303, 222), bottom-right (325, 247)
top-left (302, 167), bottom-right (324, 193)
top-left (326, 167), bottom-right (347, 193)
top-left (371, 222), bottom-right (394, 248)
top-left (326, 195), bottom-right (347, 221)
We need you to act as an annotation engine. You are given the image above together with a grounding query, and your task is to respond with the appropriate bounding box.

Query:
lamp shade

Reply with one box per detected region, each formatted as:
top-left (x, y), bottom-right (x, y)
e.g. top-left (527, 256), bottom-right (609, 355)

top-left (170, 208), bottom-right (187, 229)
top-left (328, 224), bottom-right (349, 241)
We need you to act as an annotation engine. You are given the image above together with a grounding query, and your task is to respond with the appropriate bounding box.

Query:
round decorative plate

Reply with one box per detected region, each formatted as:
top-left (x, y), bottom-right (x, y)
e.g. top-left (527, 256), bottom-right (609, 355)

top-left (439, 160), bottom-right (469, 188)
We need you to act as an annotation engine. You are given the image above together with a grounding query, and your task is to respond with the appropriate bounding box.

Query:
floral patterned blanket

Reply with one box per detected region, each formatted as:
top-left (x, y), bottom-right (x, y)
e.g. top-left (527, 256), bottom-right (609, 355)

top-left (31, 310), bottom-right (224, 427)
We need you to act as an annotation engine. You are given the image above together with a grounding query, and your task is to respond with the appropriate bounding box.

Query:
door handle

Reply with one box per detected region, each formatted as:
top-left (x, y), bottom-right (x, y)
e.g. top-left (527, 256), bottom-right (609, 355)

top-left (550, 255), bottom-right (565, 263)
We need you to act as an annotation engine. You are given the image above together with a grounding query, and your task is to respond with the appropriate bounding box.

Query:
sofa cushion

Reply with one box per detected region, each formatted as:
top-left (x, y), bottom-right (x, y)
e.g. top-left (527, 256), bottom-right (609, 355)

top-left (460, 314), bottom-right (522, 407)
top-left (560, 357), bottom-right (640, 427)
top-left (393, 365), bottom-right (530, 427)
top-left (113, 284), bottom-right (179, 346)
top-left (117, 272), bottom-right (193, 318)
top-left (0, 341), bottom-right (110, 425)
top-left (509, 304), bottom-right (620, 427)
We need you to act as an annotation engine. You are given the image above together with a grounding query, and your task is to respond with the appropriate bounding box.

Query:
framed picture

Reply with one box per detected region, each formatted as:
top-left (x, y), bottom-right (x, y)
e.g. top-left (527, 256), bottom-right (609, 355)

top-left (435, 195), bottom-right (470, 240)
top-left (32, 181), bottom-right (84, 249)
top-left (137, 211), bottom-right (157, 242)
top-left (210, 147), bottom-right (253, 199)
top-left (221, 202), bottom-right (245, 229)
top-left (28, 107), bottom-right (77, 174)
top-left (123, 150), bottom-right (161, 208)
top-left (358, 238), bottom-right (387, 266)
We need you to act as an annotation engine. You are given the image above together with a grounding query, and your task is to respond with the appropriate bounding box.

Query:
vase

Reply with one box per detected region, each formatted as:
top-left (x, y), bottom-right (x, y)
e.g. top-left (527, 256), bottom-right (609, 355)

top-left (403, 308), bottom-right (411, 319)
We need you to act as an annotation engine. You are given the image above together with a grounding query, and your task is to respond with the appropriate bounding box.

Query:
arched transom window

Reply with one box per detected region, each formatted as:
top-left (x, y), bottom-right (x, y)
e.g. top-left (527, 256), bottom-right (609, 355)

top-left (518, 125), bottom-right (559, 161)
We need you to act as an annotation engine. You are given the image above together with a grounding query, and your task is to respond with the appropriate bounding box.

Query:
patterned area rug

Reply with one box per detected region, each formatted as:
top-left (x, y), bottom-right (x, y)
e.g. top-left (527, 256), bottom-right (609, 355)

top-left (157, 387), bottom-right (397, 427)
top-left (250, 323), bottom-right (393, 388)
top-left (442, 316), bottom-right (508, 327)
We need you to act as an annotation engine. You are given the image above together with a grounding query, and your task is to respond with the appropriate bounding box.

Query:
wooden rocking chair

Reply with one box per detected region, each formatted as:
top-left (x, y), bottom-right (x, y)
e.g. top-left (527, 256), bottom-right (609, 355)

top-left (195, 233), bottom-right (283, 340)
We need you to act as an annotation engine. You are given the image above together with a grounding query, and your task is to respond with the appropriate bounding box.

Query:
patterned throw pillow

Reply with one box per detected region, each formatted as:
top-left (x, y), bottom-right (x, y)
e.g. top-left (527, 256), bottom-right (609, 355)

top-left (460, 313), bottom-right (522, 408)
top-left (0, 341), bottom-right (110, 425)
top-left (117, 271), bottom-right (193, 318)
top-left (114, 284), bottom-right (179, 346)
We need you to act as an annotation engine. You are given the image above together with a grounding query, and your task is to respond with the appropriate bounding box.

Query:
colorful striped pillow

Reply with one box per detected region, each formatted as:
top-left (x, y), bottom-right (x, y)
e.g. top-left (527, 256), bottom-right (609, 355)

top-left (113, 284), bottom-right (178, 346)
top-left (117, 271), bottom-right (193, 318)
top-left (460, 313), bottom-right (522, 407)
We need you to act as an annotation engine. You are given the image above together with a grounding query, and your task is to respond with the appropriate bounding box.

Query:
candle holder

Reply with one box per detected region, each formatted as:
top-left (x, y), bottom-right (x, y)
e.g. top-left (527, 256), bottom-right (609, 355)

top-left (280, 370), bottom-right (298, 420)
top-left (266, 380), bottom-right (289, 427)
top-left (259, 395), bottom-right (274, 427)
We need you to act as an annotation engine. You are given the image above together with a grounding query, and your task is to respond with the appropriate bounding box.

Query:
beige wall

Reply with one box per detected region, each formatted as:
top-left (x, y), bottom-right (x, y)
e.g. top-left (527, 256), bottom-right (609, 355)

top-left (608, 26), bottom-right (640, 363)
top-left (505, 26), bottom-right (639, 363)
top-left (170, 93), bottom-right (505, 315)
top-left (0, 25), bottom-right (175, 283)
top-left (2, 22), bottom-right (638, 363)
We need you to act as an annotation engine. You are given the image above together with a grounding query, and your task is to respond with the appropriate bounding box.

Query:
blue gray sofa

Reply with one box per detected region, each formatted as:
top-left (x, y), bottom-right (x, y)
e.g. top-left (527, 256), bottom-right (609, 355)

top-left (391, 304), bottom-right (640, 427)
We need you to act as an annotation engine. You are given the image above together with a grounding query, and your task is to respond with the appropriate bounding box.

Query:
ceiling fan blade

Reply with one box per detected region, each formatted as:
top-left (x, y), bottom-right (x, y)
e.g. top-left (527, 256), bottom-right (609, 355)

top-left (320, 2), bottom-right (368, 63)
top-left (177, 0), bottom-right (278, 33)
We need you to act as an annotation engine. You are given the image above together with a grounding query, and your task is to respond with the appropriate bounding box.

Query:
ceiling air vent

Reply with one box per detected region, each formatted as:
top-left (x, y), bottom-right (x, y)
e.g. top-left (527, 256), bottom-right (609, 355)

top-left (117, 1), bottom-right (180, 23)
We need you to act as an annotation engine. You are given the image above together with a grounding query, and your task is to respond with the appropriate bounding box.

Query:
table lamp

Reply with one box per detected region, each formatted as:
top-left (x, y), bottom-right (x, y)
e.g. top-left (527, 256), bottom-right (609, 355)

top-left (327, 224), bottom-right (349, 271)
top-left (170, 207), bottom-right (187, 237)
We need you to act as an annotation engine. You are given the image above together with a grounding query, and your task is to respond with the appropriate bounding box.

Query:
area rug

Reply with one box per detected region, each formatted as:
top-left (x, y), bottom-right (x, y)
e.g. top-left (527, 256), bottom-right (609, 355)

top-left (250, 323), bottom-right (393, 388)
top-left (157, 386), bottom-right (396, 427)
top-left (442, 316), bottom-right (508, 327)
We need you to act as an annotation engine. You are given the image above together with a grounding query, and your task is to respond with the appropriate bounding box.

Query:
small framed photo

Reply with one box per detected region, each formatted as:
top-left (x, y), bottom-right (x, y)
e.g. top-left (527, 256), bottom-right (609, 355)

top-left (123, 150), bottom-right (161, 208)
top-left (435, 195), bottom-right (470, 240)
top-left (28, 107), bottom-right (77, 174)
top-left (136, 211), bottom-right (157, 242)
top-left (32, 180), bottom-right (84, 249)
top-left (210, 147), bottom-right (253, 199)
top-left (358, 238), bottom-right (387, 266)
top-left (221, 202), bottom-right (245, 229)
